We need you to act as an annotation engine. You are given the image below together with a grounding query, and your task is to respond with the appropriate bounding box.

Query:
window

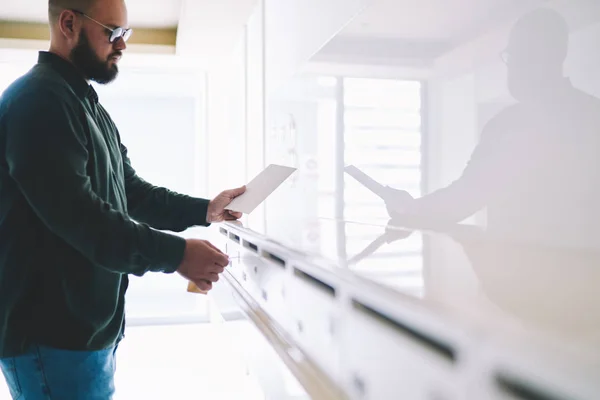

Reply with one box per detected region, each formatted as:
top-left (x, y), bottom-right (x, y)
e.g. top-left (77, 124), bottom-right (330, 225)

top-left (277, 75), bottom-right (426, 294)
top-left (342, 77), bottom-right (425, 297)
top-left (343, 78), bottom-right (423, 222)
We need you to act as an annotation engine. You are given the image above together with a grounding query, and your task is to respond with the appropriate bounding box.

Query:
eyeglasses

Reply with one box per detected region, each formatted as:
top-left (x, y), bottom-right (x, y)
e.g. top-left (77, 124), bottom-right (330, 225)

top-left (71, 9), bottom-right (133, 43)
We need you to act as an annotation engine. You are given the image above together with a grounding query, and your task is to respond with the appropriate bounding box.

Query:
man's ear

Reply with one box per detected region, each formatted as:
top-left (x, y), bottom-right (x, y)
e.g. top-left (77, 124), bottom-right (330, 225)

top-left (58, 10), bottom-right (79, 41)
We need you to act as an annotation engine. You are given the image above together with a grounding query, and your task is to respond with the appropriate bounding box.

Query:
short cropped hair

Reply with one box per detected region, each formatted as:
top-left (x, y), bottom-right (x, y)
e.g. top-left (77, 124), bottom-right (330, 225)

top-left (48, 0), bottom-right (97, 23)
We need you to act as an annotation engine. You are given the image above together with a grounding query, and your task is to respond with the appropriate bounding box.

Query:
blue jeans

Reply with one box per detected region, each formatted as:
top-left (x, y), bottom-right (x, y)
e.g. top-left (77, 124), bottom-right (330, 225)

top-left (0, 344), bottom-right (117, 400)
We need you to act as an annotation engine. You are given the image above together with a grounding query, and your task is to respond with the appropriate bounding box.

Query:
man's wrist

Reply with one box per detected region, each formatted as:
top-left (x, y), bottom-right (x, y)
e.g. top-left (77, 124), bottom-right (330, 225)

top-left (205, 200), bottom-right (213, 224)
top-left (183, 197), bottom-right (211, 227)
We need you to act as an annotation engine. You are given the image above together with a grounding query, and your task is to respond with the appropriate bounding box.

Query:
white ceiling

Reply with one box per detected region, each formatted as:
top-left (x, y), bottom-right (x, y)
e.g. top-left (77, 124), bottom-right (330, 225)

top-left (1, 0), bottom-right (520, 34)
top-left (176, 0), bottom-right (258, 61)
top-left (314, 0), bottom-right (536, 67)
top-left (0, 0), bottom-right (526, 40)
top-left (342, 0), bottom-right (521, 40)
top-left (0, 0), bottom-right (183, 28)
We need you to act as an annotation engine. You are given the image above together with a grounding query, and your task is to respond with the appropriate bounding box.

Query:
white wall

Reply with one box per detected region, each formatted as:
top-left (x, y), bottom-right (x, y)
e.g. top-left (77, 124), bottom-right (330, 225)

top-left (245, 1), bottom-right (268, 231)
top-left (264, 0), bottom-right (368, 95)
top-left (203, 2), bottom-right (268, 229)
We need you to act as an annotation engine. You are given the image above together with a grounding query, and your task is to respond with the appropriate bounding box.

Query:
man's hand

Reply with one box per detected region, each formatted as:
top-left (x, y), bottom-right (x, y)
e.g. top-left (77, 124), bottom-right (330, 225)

top-left (382, 186), bottom-right (415, 219)
top-left (177, 239), bottom-right (229, 292)
top-left (206, 186), bottom-right (246, 223)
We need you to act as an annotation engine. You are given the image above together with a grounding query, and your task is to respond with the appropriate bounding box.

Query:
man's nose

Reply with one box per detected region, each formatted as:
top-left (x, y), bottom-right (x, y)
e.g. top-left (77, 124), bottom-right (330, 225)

top-left (113, 37), bottom-right (127, 51)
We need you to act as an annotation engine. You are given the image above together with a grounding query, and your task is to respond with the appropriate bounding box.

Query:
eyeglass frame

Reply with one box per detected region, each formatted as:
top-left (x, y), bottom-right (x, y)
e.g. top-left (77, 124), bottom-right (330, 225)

top-left (71, 9), bottom-right (133, 43)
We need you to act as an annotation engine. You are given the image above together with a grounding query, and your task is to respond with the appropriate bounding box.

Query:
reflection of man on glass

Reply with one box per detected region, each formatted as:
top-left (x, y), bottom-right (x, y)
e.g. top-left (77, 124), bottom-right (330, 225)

top-left (387, 9), bottom-right (600, 245)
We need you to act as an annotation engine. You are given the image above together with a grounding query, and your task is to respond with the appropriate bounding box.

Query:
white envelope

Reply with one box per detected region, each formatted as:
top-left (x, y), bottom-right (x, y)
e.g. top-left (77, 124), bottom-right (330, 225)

top-left (225, 164), bottom-right (297, 214)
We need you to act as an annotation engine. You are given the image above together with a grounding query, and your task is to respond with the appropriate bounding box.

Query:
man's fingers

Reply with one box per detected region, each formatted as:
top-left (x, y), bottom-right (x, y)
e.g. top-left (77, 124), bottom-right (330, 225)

top-left (194, 280), bottom-right (212, 292)
top-left (210, 265), bottom-right (226, 274)
top-left (207, 273), bottom-right (219, 283)
top-left (206, 243), bottom-right (229, 266)
top-left (224, 211), bottom-right (243, 220)
top-left (223, 185), bottom-right (246, 198)
top-left (212, 252), bottom-right (229, 267)
top-left (205, 241), bottom-right (224, 254)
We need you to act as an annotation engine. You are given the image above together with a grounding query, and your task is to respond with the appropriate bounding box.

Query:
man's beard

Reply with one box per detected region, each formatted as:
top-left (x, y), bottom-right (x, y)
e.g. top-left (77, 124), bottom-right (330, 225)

top-left (71, 30), bottom-right (120, 84)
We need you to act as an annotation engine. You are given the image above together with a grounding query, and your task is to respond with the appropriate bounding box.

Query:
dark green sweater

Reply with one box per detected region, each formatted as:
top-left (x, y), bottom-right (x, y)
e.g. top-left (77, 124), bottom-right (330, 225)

top-left (0, 52), bottom-right (210, 357)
